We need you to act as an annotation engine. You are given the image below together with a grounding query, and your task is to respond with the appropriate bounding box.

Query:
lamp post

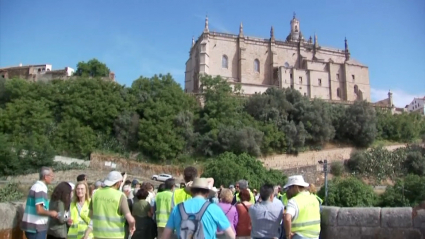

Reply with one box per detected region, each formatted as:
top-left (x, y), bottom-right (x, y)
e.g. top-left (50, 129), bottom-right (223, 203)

top-left (318, 159), bottom-right (328, 205)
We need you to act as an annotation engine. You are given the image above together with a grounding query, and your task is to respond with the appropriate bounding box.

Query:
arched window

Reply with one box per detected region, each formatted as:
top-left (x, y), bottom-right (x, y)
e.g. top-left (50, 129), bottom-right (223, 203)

top-left (354, 85), bottom-right (358, 94)
top-left (318, 79), bottom-right (322, 86)
top-left (254, 59), bottom-right (260, 72)
top-left (295, 25), bottom-right (298, 32)
top-left (337, 88), bottom-right (341, 98)
top-left (222, 55), bottom-right (228, 68)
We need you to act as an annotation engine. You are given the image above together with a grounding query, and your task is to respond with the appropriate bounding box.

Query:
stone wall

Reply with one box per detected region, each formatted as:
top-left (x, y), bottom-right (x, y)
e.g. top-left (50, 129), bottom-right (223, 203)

top-left (0, 203), bottom-right (25, 239)
top-left (2, 203), bottom-right (423, 239)
top-left (321, 206), bottom-right (425, 239)
top-left (282, 165), bottom-right (321, 184)
top-left (260, 144), bottom-right (405, 170)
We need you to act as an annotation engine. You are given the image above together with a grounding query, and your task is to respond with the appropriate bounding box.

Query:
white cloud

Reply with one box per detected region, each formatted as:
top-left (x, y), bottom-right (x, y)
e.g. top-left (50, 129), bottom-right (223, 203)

top-left (371, 88), bottom-right (425, 108)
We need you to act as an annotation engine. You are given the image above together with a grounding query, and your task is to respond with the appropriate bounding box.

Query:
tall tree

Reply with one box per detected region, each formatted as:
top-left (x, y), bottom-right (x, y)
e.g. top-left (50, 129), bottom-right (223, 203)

top-left (74, 58), bottom-right (111, 77)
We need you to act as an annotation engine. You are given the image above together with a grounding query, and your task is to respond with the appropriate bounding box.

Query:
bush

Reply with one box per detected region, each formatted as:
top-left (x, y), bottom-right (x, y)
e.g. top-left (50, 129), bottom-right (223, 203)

top-left (0, 183), bottom-right (24, 202)
top-left (379, 174), bottom-right (425, 207)
top-left (330, 161), bottom-right (344, 177)
top-left (201, 152), bottom-right (286, 189)
top-left (403, 151), bottom-right (425, 176)
top-left (318, 177), bottom-right (377, 207)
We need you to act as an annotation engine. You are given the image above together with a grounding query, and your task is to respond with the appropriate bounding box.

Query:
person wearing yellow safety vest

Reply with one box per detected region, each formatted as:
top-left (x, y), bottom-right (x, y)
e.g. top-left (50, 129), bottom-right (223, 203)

top-left (232, 180), bottom-right (255, 205)
top-left (68, 182), bottom-right (93, 239)
top-left (171, 166), bottom-right (214, 208)
top-left (88, 171), bottom-right (136, 239)
top-left (308, 184), bottom-right (323, 207)
top-left (155, 178), bottom-right (176, 239)
top-left (283, 175), bottom-right (321, 239)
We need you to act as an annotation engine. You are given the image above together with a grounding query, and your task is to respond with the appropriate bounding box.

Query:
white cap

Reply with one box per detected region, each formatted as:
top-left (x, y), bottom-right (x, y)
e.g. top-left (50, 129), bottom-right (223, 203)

top-left (283, 175), bottom-right (309, 189)
top-left (103, 171), bottom-right (123, 187)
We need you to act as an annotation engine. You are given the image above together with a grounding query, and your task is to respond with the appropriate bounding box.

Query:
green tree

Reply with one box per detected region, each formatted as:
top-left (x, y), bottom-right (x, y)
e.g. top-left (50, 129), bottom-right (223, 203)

top-left (318, 177), bottom-right (377, 207)
top-left (379, 175), bottom-right (425, 207)
top-left (74, 58), bottom-right (110, 77)
top-left (202, 152), bottom-right (286, 189)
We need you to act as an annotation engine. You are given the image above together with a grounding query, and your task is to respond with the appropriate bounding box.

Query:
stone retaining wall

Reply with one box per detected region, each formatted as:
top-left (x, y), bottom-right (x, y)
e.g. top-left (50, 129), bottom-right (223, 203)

top-left (2, 203), bottom-right (423, 239)
top-left (321, 206), bottom-right (425, 239)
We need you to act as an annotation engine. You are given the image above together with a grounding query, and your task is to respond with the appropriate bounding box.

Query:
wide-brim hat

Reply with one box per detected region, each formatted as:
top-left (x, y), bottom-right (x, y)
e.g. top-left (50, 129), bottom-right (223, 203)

top-left (188, 178), bottom-right (213, 192)
top-left (283, 175), bottom-right (309, 189)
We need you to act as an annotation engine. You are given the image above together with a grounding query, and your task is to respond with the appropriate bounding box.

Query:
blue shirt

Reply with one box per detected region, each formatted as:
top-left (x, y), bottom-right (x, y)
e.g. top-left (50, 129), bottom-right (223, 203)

top-left (249, 199), bottom-right (284, 238)
top-left (166, 196), bottom-right (230, 239)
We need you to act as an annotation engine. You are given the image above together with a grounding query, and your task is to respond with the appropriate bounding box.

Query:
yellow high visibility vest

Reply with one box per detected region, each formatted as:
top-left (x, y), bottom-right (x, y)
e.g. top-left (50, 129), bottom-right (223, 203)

top-left (281, 193), bottom-right (288, 206)
top-left (291, 192), bottom-right (321, 238)
top-left (91, 187), bottom-right (125, 238)
top-left (236, 191), bottom-right (255, 204)
top-left (68, 200), bottom-right (93, 239)
top-left (155, 190), bottom-right (173, 227)
top-left (173, 188), bottom-right (191, 206)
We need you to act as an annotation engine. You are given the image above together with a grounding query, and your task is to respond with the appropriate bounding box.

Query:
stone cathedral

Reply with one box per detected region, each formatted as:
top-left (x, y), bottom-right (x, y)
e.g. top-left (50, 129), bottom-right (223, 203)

top-left (184, 14), bottom-right (371, 102)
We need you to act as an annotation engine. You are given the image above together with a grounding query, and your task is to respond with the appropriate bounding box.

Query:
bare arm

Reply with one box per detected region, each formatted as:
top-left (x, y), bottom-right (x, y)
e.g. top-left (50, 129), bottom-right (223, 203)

top-left (160, 227), bottom-right (173, 239)
top-left (283, 213), bottom-right (293, 238)
top-left (223, 226), bottom-right (236, 239)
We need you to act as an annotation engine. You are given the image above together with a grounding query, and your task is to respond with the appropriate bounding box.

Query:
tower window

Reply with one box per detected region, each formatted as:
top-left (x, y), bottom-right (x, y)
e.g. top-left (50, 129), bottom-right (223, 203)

top-left (352, 74), bottom-right (355, 80)
top-left (354, 85), bottom-right (358, 94)
top-left (299, 77), bottom-right (302, 84)
top-left (336, 74), bottom-right (339, 80)
top-left (337, 88), bottom-right (341, 98)
top-left (290, 74), bottom-right (293, 79)
top-left (318, 79), bottom-right (322, 86)
top-left (254, 59), bottom-right (260, 72)
top-left (295, 25), bottom-right (298, 32)
top-left (222, 55), bottom-right (228, 68)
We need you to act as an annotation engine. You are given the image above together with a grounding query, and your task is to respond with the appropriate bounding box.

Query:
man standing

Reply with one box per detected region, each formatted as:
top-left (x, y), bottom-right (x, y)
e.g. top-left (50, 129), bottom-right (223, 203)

top-left (77, 174), bottom-right (87, 183)
top-left (161, 178), bottom-right (235, 239)
top-left (283, 175), bottom-right (321, 239)
top-left (88, 171), bottom-right (136, 239)
top-left (21, 167), bottom-right (58, 239)
top-left (249, 183), bottom-right (284, 239)
top-left (155, 178), bottom-right (175, 238)
top-left (233, 180), bottom-right (255, 204)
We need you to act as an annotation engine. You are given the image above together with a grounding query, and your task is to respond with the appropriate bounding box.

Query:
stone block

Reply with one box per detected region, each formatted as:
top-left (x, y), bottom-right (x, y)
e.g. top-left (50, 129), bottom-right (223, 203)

top-left (413, 209), bottom-right (425, 228)
top-left (360, 227), bottom-right (391, 239)
top-left (381, 207), bottom-right (412, 228)
top-left (320, 206), bottom-right (339, 226)
top-left (0, 203), bottom-right (25, 230)
top-left (388, 228), bottom-right (423, 239)
top-left (337, 207), bottom-right (381, 227)
top-left (320, 226), bottom-right (361, 239)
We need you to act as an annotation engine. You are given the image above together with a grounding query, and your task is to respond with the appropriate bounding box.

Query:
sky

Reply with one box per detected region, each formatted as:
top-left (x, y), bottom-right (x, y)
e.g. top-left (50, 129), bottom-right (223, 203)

top-left (1, 0), bottom-right (424, 107)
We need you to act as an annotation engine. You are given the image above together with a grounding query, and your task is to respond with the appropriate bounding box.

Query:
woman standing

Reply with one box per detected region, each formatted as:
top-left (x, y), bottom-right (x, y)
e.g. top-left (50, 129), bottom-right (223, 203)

top-left (68, 182), bottom-right (93, 239)
top-left (235, 189), bottom-right (253, 239)
top-left (47, 182), bottom-right (73, 239)
top-left (132, 187), bottom-right (157, 239)
top-left (217, 188), bottom-right (238, 239)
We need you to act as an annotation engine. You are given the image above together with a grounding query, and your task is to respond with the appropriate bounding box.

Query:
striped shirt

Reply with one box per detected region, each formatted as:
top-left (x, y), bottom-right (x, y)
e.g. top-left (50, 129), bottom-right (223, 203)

top-left (21, 181), bottom-right (50, 232)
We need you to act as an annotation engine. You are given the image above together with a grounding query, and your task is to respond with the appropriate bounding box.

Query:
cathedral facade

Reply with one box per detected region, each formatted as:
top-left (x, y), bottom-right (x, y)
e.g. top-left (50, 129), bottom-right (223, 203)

top-left (185, 14), bottom-right (371, 102)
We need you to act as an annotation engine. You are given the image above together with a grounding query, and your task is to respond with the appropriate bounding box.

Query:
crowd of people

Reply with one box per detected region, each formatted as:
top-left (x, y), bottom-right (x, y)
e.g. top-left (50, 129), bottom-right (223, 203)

top-left (20, 166), bottom-right (323, 239)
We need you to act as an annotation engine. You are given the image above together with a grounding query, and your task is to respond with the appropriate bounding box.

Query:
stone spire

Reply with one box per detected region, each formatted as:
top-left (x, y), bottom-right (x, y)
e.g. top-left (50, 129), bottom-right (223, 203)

top-left (293, 11), bottom-right (296, 20)
top-left (270, 26), bottom-right (275, 41)
top-left (388, 90), bottom-right (393, 107)
top-left (204, 15), bottom-right (209, 33)
top-left (192, 36), bottom-right (195, 47)
top-left (309, 35), bottom-right (312, 43)
top-left (239, 22), bottom-right (243, 36)
top-left (344, 37), bottom-right (350, 60)
top-left (314, 33), bottom-right (318, 46)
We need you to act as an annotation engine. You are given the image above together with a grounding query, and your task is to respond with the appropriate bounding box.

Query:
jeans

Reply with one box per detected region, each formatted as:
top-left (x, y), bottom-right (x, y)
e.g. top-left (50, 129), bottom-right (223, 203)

top-left (25, 231), bottom-right (47, 239)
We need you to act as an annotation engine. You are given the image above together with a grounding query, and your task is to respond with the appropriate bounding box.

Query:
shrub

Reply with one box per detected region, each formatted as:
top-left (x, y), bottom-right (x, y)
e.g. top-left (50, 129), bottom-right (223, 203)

top-left (379, 174), bottom-right (425, 207)
top-left (318, 177), bottom-right (377, 207)
top-left (403, 151), bottom-right (425, 176)
top-left (330, 161), bottom-right (344, 177)
top-left (0, 182), bottom-right (24, 202)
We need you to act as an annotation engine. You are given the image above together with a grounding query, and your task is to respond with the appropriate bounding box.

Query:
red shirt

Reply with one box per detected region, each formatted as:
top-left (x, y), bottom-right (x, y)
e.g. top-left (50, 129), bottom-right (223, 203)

top-left (235, 202), bottom-right (252, 236)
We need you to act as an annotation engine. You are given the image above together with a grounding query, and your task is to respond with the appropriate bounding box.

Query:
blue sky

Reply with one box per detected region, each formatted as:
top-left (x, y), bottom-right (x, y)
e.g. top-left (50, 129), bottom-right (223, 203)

top-left (1, 0), bottom-right (424, 107)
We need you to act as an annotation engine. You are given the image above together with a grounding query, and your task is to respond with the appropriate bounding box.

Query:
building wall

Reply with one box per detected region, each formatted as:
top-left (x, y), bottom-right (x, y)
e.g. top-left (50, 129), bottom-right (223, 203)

top-left (407, 98), bottom-right (424, 114)
top-left (208, 34), bottom-right (239, 81)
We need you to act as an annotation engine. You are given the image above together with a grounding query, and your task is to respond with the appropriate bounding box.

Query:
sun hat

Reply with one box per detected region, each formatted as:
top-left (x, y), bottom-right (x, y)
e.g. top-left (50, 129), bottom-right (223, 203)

top-left (283, 175), bottom-right (309, 189)
top-left (188, 178), bottom-right (213, 192)
top-left (103, 171), bottom-right (123, 187)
